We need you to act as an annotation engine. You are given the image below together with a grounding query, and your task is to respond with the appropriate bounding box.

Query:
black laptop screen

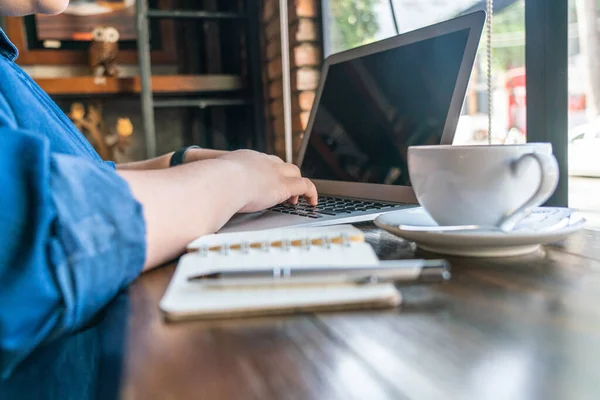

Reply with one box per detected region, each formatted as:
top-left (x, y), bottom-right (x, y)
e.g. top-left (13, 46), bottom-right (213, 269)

top-left (300, 28), bottom-right (471, 186)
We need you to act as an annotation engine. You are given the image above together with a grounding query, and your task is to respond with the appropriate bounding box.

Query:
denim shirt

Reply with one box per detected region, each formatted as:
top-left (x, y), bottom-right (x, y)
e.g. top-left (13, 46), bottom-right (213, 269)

top-left (0, 28), bottom-right (146, 379)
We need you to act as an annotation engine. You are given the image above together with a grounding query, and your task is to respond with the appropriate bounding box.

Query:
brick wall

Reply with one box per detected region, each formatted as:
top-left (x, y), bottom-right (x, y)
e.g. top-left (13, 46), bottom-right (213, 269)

top-left (260, 0), bottom-right (322, 161)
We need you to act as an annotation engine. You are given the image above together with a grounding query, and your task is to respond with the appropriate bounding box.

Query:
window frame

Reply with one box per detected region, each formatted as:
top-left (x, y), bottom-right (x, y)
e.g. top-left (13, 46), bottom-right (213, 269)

top-left (525, 0), bottom-right (569, 206)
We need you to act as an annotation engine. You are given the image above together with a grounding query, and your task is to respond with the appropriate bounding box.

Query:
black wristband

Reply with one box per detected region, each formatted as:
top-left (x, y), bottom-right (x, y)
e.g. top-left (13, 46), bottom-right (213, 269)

top-left (169, 145), bottom-right (200, 167)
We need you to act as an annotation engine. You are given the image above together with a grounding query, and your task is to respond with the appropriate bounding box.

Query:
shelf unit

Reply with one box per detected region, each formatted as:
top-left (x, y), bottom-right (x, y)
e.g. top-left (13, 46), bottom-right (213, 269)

top-left (136, 0), bottom-right (265, 157)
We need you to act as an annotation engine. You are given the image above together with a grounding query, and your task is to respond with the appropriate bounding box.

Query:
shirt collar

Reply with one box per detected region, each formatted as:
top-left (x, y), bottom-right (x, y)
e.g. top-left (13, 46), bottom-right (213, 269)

top-left (0, 27), bottom-right (18, 61)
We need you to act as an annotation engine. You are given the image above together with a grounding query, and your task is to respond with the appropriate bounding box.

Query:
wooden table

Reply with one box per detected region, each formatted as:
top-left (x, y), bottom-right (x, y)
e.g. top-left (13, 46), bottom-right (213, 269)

top-left (4, 224), bottom-right (600, 400)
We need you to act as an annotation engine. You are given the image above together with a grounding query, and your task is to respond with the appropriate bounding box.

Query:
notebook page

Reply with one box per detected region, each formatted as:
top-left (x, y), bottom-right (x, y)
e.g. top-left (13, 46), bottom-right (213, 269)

top-left (180, 241), bottom-right (379, 276)
top-left (161, 278), bottom-right (399, 317)
top-left (160, 225), bottom-right (399, 319)
top-left (186, 224), bottom-right (364, 250)
top-left (182, 224), bottom-right (378, 277)
top-left (160, 252), bottom-right (398, 317)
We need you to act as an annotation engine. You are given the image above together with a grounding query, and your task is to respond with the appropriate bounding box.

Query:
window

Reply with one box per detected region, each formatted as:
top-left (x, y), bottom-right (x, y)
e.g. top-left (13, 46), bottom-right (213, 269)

top-left (322, 0), bottom-right (600, 226)
top-left (568, 0), bottom-right (600, 228)
top-left (571, 133), bottom-right (587, 143)
top-left (322, 0), bottom-right (526, 146)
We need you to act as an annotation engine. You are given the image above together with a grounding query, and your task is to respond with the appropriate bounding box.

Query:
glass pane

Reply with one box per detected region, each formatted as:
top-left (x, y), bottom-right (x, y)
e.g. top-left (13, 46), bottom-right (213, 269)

top-left (568, 0), bottom-right (600, 229)
top-left (322, 0), bottom-right (526, 146)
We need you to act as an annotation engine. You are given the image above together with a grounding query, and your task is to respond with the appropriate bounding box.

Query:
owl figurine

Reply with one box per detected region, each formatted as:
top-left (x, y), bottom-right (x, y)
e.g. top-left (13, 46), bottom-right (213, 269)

top-left (69, 102), bottom-right (85, 121)
top-left (89, 26), bottom-right (120, 78)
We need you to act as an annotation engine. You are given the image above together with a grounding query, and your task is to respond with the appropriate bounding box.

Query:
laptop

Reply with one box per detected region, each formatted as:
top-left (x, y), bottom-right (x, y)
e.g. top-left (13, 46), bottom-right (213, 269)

top-left (221, 11), bottom-right (486, 233)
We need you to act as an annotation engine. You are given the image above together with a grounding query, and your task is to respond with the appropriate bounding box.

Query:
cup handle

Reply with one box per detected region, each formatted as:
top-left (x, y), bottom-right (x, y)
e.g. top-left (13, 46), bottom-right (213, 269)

top-left (498, 151), bottom-right (559, 231)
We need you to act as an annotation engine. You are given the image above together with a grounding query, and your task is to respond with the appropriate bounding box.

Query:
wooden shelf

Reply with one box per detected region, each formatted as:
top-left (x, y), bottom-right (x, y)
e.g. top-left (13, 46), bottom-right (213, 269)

top-left (34, 75), bottom-right (243, 96)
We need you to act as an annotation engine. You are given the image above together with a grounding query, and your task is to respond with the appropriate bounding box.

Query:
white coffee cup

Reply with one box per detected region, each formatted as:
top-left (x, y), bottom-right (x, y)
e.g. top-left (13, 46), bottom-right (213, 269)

top-left (407, 143), bottom-right (559, 230)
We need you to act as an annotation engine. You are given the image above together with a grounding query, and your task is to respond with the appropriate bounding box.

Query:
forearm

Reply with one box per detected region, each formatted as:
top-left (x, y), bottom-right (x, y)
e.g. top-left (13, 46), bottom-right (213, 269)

top-left (116, 152), bottom-right (173, 170)
top-left (118, 159), bottom-right (245, 270)
top-left (116, 149), bottom-right (229, 171)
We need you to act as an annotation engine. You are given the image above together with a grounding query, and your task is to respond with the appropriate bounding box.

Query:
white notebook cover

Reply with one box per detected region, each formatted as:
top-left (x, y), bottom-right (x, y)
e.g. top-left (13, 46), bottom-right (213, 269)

top-left (160, 225), bottom-right (401, 320)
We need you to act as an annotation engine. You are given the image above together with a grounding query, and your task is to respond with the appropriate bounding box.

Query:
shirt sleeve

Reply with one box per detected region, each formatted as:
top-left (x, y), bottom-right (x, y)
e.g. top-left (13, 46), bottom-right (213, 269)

top-left (0, 127), bottom-right (146, 379)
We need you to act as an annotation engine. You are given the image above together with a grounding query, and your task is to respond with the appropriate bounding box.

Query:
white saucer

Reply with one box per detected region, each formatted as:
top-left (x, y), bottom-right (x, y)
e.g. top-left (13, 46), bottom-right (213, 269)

top-left (374, 207), bottom-right (586, 257)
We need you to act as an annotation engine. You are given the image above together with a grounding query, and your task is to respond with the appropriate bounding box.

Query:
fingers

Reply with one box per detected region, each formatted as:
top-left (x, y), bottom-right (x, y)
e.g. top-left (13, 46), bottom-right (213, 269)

top-left (286, 177), bottom-right (318, 206)
top-left (288, 195), bottom-right (299, 205)
top-left (304, 179), bottom-right (318, 206)
top-left (282, 164), bottom-right (312, 205)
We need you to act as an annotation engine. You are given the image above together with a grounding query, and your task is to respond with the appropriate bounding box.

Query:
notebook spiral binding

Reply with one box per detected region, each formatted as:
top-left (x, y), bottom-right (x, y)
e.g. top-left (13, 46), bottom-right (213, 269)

top-left (191, 233), bottom-right (364, 257)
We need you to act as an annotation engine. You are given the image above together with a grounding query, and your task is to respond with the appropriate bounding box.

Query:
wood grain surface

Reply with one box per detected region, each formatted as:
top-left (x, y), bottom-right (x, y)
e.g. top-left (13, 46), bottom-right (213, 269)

top-left (118, 224), bottom-right (600, 400)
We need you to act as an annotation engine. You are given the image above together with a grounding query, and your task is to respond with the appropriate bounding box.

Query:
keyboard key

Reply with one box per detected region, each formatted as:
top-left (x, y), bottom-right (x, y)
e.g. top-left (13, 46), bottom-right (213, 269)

top-left (269, 196), bottom-right (399, 218)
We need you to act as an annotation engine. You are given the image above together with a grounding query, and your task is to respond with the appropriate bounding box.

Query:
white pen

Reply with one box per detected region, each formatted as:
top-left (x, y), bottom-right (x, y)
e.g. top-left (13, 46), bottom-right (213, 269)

top-left (187, 259), bottom-right (451, 288)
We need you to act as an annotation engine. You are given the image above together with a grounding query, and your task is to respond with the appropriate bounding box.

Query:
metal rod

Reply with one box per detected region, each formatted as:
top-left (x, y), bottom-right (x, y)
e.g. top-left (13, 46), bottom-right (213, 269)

top-left (153, 99), bottom-right (251, 108)
top-left (279, 0), bottom-right (293, 162)
top-left (146, 10), bottom-right (247, 20)
top-left (136, 0), bottom-right (157, 158)
top-left (389, 0), bottom-right (400, 35)
top-left (246, 0), bottom-right (266, 152)
top-left (487, 0), bottom-right (494, 144)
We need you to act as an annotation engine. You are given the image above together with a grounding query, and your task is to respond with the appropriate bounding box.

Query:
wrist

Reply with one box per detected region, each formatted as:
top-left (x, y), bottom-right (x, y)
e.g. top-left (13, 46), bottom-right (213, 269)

top-left (188, 158), bottom-right (248, 212)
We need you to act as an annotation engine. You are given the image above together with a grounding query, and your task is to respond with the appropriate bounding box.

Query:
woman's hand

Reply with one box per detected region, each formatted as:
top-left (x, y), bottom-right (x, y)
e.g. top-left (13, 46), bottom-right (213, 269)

top-left (119, 150), bottom-right (317, 269)
top-left (217, 150), bottom-right (318, 213)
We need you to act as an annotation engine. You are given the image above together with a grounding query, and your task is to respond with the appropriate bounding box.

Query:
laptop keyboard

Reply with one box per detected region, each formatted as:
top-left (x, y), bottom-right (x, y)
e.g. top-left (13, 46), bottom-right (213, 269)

top-left (268, 196), bottom-right (399, 219)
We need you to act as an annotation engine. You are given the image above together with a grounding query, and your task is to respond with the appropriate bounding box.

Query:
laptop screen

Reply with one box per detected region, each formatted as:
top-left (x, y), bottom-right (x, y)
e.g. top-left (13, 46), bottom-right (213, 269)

top-left (300, 28), bottom-right (471, 186)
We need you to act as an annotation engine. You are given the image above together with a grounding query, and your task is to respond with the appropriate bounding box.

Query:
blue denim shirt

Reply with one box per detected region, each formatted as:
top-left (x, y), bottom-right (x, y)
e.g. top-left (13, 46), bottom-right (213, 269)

top-left (0, 28), bottom-right (146, 379)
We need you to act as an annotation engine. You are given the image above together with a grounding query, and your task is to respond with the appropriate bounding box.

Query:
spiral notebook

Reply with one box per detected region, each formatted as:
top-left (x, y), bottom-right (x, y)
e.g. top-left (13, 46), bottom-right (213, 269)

top-left (160, 225), bottom-right (401, 321)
